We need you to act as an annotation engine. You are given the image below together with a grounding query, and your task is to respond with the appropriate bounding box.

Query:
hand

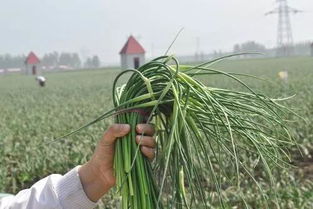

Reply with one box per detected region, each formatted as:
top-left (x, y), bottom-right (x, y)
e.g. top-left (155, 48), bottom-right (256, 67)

top-left (78, 124), bottom-right (156, 202)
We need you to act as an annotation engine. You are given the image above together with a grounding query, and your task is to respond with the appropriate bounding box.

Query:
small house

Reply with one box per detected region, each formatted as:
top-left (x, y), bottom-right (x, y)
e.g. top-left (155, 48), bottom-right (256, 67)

top-left (25, 52), bottom-right (40, 75)
top-left (119, 36), bottom-right (145, 70)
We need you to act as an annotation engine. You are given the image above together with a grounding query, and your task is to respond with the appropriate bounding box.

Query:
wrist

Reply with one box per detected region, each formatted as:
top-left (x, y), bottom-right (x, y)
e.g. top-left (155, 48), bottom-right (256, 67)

top-left (78, 162), bottom-right (113, 202)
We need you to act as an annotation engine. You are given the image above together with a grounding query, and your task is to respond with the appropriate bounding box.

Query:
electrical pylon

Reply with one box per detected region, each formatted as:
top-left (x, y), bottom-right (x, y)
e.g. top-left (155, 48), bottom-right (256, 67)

top-left (266, 0), bottom-right (302, 56)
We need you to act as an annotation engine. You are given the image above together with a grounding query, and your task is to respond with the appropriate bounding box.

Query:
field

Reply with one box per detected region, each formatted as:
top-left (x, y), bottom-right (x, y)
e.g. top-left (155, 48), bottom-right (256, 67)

top-left (1, 56), bottom-right (313, 208)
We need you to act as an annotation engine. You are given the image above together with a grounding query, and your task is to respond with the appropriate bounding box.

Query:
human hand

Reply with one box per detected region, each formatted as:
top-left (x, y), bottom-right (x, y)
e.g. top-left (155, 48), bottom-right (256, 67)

top-left (78, 124), bottom-right (156, 202)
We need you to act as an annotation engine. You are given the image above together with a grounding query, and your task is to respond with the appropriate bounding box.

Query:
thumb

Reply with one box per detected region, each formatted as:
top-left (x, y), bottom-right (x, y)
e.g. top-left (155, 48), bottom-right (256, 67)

top-left (101, 124), bottom-right (130, 146)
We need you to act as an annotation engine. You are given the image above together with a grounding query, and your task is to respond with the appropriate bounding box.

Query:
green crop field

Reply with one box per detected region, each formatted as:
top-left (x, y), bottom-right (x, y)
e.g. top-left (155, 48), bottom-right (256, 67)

top-left (1, 56), bottom-right (313, 208)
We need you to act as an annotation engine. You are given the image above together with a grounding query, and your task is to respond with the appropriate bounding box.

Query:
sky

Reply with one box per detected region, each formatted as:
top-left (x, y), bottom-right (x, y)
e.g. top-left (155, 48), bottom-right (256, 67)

top-left (0, 0), bottom-right (312, 64)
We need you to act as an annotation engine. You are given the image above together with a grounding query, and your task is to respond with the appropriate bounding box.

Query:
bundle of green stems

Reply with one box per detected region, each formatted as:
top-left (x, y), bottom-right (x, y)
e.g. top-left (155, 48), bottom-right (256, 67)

top-left (65, 55), bottom-right (295, 208)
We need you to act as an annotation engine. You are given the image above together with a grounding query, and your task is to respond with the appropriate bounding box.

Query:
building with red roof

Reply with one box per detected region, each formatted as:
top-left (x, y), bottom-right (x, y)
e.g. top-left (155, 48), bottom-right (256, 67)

top-left (119, 35), bottom-right (145, 70)
top-left (25, 52), bottom-right (41, 75)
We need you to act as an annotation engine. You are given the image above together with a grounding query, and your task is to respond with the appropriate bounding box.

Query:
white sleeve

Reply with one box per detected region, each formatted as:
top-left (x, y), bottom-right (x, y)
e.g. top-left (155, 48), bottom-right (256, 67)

top-left (0, 166), bottom-right (97, 209)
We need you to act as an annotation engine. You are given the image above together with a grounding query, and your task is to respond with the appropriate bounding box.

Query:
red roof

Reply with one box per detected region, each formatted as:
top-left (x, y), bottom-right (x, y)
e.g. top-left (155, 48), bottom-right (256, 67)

top-left (25, 52), bottom-right (40, 65)
top-left (119, 35), bottom-right (145, 54)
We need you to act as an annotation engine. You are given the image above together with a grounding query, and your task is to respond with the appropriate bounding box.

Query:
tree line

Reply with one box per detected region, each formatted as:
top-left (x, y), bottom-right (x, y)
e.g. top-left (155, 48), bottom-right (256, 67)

top-left (0, 52), bottom-right (101, 69)
top-left (0, 54), bottom-right (25, 69)
top-left (232, 41), bottom-right (313, 57)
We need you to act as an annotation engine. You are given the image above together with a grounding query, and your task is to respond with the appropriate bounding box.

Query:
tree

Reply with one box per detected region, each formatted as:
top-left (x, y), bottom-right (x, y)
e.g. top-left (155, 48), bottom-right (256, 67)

top-left (233, 44), bottom-right (240, 53)
top-left (91, 55), bottom-right (100, 68)
top-left (59, 53), bottom-right (71, 66)
top-left (84, 55), bottom-right (101, 69)
top-left (42, 52), bottom-right (59, 69)
top-left (84, 57), bottom-right (92, 68)
top-left (0, 54), bottom-right (25, 69)
top-left (233, 41), bottom-right (266, 52)
top-left (71, 53), bottom-right (81, 69)
top-left (56, 52), bottom-right (82, 69)
top-left (233, 41), bottom-right (266, 57)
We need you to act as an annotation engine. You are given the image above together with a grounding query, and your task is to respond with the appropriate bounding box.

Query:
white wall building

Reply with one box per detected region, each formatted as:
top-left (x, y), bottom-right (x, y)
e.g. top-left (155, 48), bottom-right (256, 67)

top-left (24, 51), bottom-right (41, 75)
top-left (119, 36), bottom-right (145, 70)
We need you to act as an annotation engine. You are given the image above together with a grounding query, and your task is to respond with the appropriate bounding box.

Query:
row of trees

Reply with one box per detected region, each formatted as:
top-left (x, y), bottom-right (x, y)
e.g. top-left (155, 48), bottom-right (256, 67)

top-left (233, 41), bottom-right (313, 57)
top-left (0, 52), bottom-right (101, 69)
top-left (41, 52), bottom-right (101, 69)
top-left (0, 55), bottom-right (25, 69)
top-left (83, 56), bottom-right (100, 69)
top-left (233, 41), bottom-right (266, 54)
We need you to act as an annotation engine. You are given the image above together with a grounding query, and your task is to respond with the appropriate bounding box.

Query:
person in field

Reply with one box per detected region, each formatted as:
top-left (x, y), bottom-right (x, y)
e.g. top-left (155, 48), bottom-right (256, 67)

top-left (36, 76), bottom-right (46, 87)
top-left (0, 124), bottom-right (156, 209)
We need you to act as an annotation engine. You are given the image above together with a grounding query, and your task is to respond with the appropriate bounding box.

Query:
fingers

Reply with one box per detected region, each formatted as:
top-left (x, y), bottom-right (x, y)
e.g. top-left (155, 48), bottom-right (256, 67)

top-left (136, 134), bottom-right (156, 161)
top-left (136, 135), bottom-right (156, 148)
top-left (136, 124), bottom-right (155, 136)
top-left (101, 124), bottom-right (130, 145)
top-left (141, 146), bottom-right (155, 161)
top-left (136, 124), bottom-right (156, 160)
top-left (100, 123), bottom-right (156, 161)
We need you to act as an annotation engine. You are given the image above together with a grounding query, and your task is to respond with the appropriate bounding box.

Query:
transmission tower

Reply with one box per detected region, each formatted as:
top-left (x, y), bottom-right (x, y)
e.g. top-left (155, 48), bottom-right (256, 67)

top-left (266, 0), bottom-right (302, 56)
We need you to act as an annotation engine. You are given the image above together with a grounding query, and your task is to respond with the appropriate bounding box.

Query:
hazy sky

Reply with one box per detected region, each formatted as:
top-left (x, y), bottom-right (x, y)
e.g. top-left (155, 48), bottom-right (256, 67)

top-left (0, 0), bottom-right (312, 64)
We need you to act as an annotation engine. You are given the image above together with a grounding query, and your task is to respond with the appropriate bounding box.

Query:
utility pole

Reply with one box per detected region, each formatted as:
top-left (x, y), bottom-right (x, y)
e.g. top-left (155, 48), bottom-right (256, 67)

top-left (266, 0), bottom-right (302, 57)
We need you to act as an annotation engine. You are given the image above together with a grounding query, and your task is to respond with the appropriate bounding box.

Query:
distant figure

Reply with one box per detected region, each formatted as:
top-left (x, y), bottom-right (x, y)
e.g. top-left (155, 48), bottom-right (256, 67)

top-left (36, 76), bottom-right (46, 87)
top-left (278, 71), bottom-right (288, 83)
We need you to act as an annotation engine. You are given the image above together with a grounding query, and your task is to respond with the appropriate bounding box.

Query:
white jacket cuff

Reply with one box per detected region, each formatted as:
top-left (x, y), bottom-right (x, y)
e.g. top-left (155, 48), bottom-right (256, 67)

top-left (55, 166), bottom-right (98, 209)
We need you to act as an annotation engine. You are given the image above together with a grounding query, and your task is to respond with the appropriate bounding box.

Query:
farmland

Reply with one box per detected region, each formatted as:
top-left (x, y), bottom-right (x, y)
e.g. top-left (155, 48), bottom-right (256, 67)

top-left (1, 56), bottom-right (313, 208)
